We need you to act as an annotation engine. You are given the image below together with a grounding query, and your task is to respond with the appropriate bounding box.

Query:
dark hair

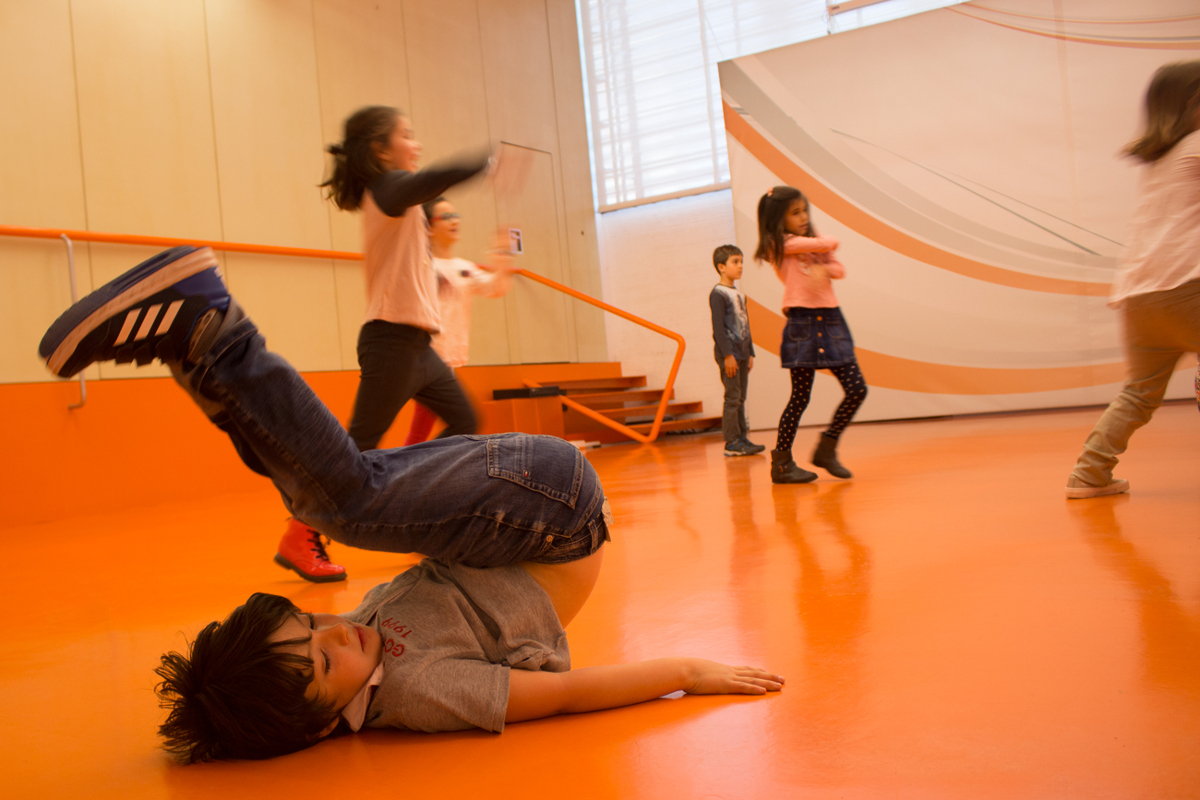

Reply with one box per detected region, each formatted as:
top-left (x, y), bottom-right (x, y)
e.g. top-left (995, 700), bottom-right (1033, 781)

top-left (754, 186), bottom-right (813, 266)
top-left (422, 196), bottom-right (449, 222)
top-left (1126, 61), bottom-right (1200, 163)
top-left (154, 592), bottom-right (340, 762)
top-left (712, 244), bottom-right (743, 273)
top-left (321, 105), bottom-right (402, 211)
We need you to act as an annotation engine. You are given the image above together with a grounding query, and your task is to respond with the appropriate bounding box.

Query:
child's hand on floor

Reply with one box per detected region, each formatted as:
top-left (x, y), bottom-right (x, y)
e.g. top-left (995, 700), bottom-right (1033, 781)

top-left (682, 659), bottom-right (784, 695)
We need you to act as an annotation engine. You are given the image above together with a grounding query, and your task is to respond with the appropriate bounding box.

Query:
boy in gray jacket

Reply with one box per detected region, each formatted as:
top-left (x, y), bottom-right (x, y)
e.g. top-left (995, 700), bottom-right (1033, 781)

top-left (710, 245), bottom-right (766, 457)
top-left (39, 245), bottom-right (784, 762)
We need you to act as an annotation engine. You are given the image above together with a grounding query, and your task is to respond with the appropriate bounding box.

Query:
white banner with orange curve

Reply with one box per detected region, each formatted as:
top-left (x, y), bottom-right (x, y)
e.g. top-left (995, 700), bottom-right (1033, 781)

top-left (721, 0), bottom-right (1199, 427)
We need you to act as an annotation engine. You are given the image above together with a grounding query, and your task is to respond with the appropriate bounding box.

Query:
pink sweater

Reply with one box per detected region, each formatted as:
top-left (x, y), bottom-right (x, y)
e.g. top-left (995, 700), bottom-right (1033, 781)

top-left (775, 234), bottom-right (845, 310)
top-left (361, 191), bottom-right (441, 332)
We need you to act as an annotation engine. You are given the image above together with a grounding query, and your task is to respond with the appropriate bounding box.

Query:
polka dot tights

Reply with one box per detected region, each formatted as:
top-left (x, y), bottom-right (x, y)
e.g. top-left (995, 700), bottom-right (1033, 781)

top-left (775, 361), bottom-right (868, 452)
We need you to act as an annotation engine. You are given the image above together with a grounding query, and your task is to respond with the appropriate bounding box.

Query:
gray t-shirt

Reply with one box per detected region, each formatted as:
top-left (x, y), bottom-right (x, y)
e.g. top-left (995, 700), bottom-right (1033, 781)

top-left (341, 559), bottom-right (569, 733)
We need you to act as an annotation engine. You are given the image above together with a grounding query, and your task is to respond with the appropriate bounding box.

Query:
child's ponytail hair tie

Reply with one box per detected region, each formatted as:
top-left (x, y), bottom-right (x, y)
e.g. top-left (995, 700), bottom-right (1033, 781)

top-left (767, 187), bottom-right (774, 196)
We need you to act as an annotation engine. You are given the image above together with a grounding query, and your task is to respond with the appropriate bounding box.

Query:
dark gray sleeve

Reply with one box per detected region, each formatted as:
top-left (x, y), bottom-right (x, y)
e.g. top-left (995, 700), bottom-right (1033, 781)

top-left (369, 156), bottom-right (490, 218)
top-left (710, 289), bottom-right (734, 358)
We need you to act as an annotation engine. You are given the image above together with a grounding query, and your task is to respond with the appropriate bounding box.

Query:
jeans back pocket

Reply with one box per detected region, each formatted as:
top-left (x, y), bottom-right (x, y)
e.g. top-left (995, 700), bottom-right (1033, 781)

top-left (486, 434), bottom-right (582, 508)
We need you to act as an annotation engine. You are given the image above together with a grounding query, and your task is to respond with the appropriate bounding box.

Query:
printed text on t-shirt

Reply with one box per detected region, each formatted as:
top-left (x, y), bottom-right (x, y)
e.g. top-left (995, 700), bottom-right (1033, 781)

top-left (381, 617), bottom-right (411, 658)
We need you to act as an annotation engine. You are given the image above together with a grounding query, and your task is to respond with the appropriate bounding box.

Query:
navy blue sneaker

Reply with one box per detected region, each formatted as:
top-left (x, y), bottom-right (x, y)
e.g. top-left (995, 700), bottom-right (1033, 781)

top-left (738, 437), bottom-right (766, 454)
top-left (39, 246), bottom-right (229, 378)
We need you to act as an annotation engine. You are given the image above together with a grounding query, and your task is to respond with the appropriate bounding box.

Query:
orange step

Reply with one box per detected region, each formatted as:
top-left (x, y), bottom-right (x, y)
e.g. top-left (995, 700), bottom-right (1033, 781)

top-left (569, 388), bottom-right (675, 408)
top-left (630, 416), bottom-right (721, 434)
top-left (595, 401), bottom-right (703, 421)
top-left (554, 376), bottom-right (647, 394)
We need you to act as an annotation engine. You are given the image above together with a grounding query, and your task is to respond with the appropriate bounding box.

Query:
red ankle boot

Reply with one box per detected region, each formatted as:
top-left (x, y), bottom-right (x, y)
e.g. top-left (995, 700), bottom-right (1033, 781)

top-left (275, 519), bottom-right (347, 582)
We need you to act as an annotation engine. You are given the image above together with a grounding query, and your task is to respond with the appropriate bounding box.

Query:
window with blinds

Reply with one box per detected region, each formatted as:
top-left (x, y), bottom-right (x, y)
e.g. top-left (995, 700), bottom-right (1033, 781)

top-left (577, 0), bottom-right (964, 210)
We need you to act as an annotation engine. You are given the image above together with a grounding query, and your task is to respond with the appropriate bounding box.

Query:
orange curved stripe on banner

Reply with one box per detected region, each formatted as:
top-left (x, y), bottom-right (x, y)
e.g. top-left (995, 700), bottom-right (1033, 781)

top-left (745, 297), bottom-right (1128, 395)
top-left (949, 7), bottom-right (1200, 49)
top-left (722, 103), bottom-right (1111, 297)
top-left (962, 3), bottom-right (1200, 26)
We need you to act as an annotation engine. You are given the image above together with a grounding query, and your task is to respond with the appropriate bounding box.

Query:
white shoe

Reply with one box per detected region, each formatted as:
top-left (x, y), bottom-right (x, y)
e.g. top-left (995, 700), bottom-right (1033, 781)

top-left (1065, 476), bottom-right (1129, 499)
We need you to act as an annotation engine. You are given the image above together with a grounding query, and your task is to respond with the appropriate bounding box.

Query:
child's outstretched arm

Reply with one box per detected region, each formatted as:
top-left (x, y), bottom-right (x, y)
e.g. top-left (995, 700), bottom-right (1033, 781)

top-left (505, 658), bottom-right (783, 723)
top-left (469, 228), bottom-right (518, 298)
top-left (783, 234), bottom-right (839, 254)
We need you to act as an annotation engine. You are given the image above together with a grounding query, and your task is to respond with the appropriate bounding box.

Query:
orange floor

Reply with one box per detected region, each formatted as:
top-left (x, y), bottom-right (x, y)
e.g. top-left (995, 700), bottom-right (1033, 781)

top-left (3, 403), bottom-right (1198, 799)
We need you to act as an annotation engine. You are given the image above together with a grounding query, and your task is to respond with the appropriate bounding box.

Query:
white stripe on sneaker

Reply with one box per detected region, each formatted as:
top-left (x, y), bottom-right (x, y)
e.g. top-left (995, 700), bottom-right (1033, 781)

top-left (134, 303), bottom-right (163, 341)
top-left (113, 310), bottom-right (141, 346)
top-left (155, 300), bottom-right (184, 335)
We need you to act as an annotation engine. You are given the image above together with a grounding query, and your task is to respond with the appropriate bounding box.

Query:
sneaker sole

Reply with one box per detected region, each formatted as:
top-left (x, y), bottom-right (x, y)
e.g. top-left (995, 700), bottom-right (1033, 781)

top-left (273, 553), bottom-right (348, 583)
top-left (40, 246), bottom-right (219, 377)
top-left (1065, 479), bottom-right (1129, 499)
top-left (724, 450), bottom-right (752, 457)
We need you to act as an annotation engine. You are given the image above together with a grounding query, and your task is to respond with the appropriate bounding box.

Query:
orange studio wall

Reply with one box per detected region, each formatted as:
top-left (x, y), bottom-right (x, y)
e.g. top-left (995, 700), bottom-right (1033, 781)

top-left (0, 361), bottom-right (623, 530)
top-left (0, 374), bottom-right (360, 531)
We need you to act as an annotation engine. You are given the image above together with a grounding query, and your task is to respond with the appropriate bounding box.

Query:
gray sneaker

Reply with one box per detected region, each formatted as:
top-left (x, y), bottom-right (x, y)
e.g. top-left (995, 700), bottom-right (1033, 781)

top-left (738, 437), bottom-right (766, 454)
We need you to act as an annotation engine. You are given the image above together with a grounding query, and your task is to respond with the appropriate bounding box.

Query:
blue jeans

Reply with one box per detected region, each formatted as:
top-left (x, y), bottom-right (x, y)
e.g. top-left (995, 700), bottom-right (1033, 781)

top-left (175, 311), bottom-right (609, 567)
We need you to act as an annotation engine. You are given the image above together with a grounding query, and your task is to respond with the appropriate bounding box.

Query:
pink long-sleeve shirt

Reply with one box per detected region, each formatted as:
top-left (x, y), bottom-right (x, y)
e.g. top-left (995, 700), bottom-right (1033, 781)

top-left (774, 234), bottom-right (845, 310)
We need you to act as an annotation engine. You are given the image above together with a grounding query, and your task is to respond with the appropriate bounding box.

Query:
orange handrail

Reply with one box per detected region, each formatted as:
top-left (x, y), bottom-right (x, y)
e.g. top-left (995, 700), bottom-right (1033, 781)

top-left (0, 225), bottom-right (363, 261)
top-left (515, 268), bottom-right (685, 444)
top-left (2, 223), bottom-right (687, 443)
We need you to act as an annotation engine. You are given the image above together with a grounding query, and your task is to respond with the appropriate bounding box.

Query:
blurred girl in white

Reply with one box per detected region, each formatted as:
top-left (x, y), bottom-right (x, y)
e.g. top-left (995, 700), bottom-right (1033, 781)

top-left (1067, 61), bottom-right (1200, 498)
top-left (404, 197), bottom-right (514, 445)
top-left (755, 186), bottom-right (868, 485)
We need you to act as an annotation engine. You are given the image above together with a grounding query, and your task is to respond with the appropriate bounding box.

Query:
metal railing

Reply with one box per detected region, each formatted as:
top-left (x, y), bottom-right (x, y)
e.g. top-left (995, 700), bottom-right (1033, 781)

top-left (1, 223), bottom-right (686, 443)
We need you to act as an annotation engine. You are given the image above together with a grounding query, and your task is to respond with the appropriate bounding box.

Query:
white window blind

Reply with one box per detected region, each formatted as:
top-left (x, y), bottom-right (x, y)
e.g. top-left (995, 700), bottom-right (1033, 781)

top-left (578, 0), bottom-right (965, 210)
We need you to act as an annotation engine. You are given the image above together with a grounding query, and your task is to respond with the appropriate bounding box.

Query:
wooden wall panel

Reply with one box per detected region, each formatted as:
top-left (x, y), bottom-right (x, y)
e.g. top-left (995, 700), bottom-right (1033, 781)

top-left (205, 0), bottom-right (341, 372)
top-left (312, 0), bottom-right (411, 368)
top-left (403, 0), bottom-right (509, 365)
top-left (0, 238), bottom-right (98, 384)
top-left (0, 0), bottom-right (87, 230)
top-left (0, 0), bottom-right (606, 385)
top-left (71, 0), bottom-right (222, 240)
top-left (499, 150), bottom-right (573, 363)
top-left (403, 0), bottom-right (497, 269)
top-left (205, 0), bottom-right (329, 249)
top-left (312, 0), bottom-right (411, 254)
top-left (547, 0), bottom-right (607, 362)
top-left (69, 0), bottom-right (226, 380)
top-left (477, 0), bottom-right (558, 154)
top-left (223, 253), bottom-right (344, 372)
top-left (0, 1), bottom-right (95, 383)
top-left (401, 0), bottom-right (490, 160)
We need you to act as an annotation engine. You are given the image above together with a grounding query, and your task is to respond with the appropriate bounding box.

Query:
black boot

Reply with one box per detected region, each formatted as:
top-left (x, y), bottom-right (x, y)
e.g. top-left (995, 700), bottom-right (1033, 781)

top-left (812, 434), bottom-right (852, 479)
top-left (771, 449), bottom-right (817, 484)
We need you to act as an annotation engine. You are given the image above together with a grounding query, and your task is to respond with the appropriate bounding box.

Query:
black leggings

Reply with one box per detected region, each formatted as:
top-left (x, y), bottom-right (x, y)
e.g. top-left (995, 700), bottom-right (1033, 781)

top-left (775, 361), bottom-right (867, 452)
top-left (347, 321), bottom-right (477, 451)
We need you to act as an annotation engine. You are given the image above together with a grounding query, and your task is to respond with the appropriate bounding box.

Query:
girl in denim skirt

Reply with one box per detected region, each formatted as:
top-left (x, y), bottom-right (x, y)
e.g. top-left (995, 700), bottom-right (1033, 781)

top-left (755, 186), bottom-right (868, 484)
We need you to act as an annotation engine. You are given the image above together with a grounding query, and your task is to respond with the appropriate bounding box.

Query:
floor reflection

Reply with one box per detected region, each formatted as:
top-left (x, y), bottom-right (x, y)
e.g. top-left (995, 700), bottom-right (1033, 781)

top-left (1070, 497), bottom-right (1200, 698)
top-left (771, 481), bottom-right (872, 767)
